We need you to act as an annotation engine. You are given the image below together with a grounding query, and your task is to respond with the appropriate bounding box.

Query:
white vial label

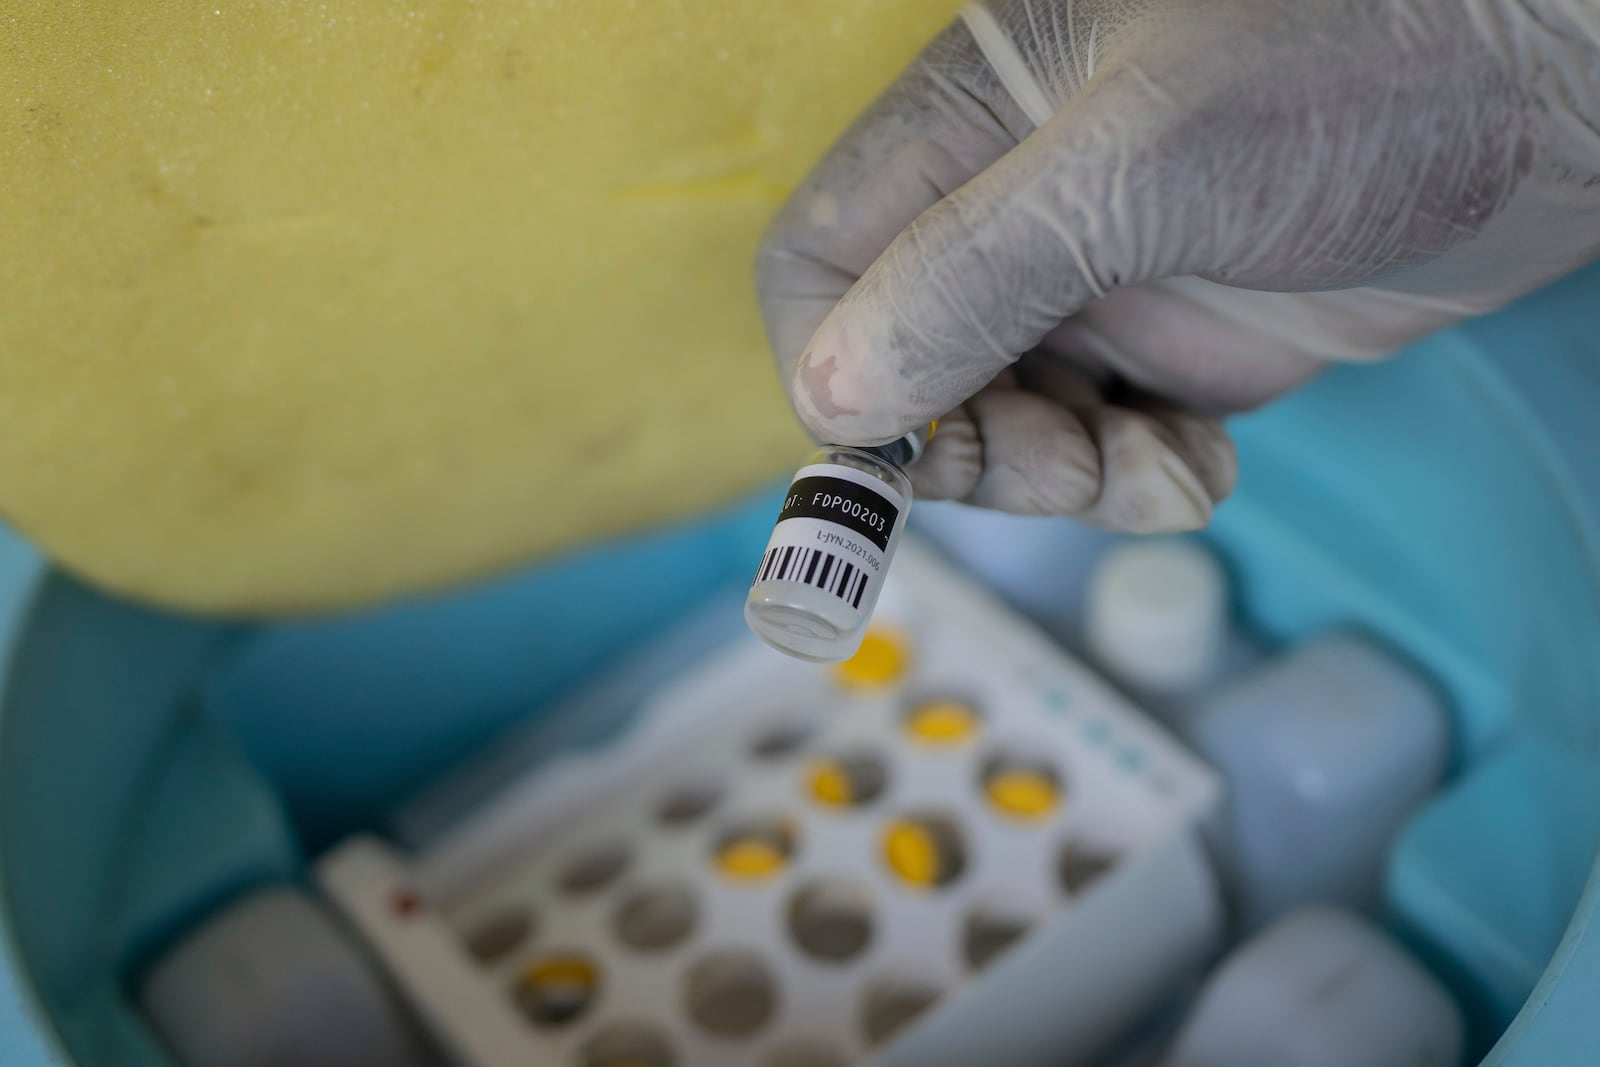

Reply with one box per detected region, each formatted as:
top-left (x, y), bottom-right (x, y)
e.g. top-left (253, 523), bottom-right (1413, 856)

top-left (752, 463), bottom-right (905, 613)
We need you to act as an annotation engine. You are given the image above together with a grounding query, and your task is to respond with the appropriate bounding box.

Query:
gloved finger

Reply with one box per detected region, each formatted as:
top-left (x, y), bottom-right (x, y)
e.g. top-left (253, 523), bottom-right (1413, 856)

top-left (903, 358), bottom-right (1227, 532)
top-left (960, 379), bottom-right (1101, 515)
top-left (788, 55), bottom-right (1203, 447)
top-left (1074, 406), bottom-right (1223, 532)
top-left (1015, 356), bottom-right (1233, 531)
top-left (756, 14), bottom-right (1038, 405)
top-left (904, 405), bottom-right (984, 502)
top-left (1120, 400), bottom-right (1238, 506)
top-left (937, 389), bottom-right (1223, 532)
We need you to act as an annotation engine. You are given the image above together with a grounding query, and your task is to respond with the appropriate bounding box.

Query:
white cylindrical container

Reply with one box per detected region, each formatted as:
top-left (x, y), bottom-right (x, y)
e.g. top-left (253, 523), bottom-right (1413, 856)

top-left (1086, 539), bottom-right (1229, 694)
top-left (1182, 633), bottom-right (1450, 932)
top-left (138, 888), bottom-right (439, 1067)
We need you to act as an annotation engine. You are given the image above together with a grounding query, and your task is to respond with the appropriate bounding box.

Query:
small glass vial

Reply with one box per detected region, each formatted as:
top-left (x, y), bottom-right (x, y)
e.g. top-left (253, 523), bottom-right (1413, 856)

top-left (746, 428), bottom-right (928, 662)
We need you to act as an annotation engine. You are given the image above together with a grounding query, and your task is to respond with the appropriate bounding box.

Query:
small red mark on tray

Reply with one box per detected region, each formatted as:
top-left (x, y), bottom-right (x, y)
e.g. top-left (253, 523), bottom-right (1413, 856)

top-left (390, 887), bottom-right (424, 918)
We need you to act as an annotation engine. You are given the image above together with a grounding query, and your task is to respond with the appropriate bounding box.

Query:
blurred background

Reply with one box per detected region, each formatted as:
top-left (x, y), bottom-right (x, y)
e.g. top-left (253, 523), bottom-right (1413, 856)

top-left (4, 4), bottom-right (1600, 1067)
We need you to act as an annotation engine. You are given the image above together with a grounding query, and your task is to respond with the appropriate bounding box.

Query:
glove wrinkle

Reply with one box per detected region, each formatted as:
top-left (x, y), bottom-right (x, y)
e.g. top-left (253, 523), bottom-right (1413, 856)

top-left (760, 0), bottom-right (1600, 533)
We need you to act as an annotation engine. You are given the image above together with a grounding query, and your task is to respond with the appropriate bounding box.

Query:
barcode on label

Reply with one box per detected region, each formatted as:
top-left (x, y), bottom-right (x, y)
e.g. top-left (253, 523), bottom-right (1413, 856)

top-left (753, 546), bottom-right (869, 609)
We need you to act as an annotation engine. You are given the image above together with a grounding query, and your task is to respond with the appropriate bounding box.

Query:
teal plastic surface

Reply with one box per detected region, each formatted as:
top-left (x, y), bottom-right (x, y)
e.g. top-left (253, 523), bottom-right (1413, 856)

top-left (0, 573), bottom-right (300, 1067)
top-left (201, 492), bottom-right (780, 851)
top-left (1391, 736), bottom-right (1600, 1048)
top-left (1207, 266), bottom-right (1600, 1064)
top-left (0, 525), bottom-right (60, 1066)
top-left (2, 264), bottom-right (1600, 1066)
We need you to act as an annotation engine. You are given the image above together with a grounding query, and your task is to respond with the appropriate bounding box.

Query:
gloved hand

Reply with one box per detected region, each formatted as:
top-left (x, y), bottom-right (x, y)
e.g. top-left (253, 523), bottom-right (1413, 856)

top-left (757, 0), bottom-right (1600, 531)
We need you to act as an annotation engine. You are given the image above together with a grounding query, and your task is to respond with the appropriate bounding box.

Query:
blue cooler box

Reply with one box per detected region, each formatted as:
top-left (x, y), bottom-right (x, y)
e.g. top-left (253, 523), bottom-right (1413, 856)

top-left (3, 266), bottom-right (1600, 1065)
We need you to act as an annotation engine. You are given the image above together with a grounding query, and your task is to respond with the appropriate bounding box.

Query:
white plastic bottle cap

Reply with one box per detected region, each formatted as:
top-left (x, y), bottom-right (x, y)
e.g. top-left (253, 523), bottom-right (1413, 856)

top-left (1086, 539), bottom-right (1227, 693)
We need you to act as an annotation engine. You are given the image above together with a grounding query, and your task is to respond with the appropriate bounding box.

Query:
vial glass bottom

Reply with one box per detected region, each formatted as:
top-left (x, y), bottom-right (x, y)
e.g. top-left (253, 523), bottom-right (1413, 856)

top-left (745, 580), bottom-right (872, 663)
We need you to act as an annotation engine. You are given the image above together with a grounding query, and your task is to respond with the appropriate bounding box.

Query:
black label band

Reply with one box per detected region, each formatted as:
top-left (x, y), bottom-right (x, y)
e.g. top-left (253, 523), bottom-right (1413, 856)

top-left (777, 475), bottom-right (900, 551)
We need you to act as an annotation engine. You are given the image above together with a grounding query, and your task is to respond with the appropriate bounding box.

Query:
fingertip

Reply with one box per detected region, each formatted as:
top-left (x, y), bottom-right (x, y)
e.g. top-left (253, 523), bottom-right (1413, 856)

top-left (790, 313), bottom-right (924, 446)
top-left (906, 407), bottom-right (983, 500)
top-left (964, 388), bottom-right (1102, 516)
top-left (1172, 415), bottom-right (1238, 503)
top-left (1130, 405), bottom-right (1239, 506)
top-left (1149, 448), bottom-right (1215, 532)
top-left (1087, 412), bottom-right (1215, 533)
top-left (788, 347), bottom-right (845, 442)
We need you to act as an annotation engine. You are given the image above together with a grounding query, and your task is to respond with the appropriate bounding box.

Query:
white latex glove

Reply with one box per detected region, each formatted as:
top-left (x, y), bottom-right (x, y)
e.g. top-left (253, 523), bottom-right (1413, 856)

top-left (757, 0), bottom-right (1600, 531)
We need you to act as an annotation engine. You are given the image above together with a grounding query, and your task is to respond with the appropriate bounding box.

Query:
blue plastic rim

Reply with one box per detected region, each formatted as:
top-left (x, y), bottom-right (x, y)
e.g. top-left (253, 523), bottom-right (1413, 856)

top-left (2, 264), bottom-right (1600, 1066)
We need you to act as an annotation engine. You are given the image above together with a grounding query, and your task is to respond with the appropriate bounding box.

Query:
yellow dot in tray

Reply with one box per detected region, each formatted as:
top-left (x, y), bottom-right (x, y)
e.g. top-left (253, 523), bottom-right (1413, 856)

top-left (523, 956), bottom-right (597, 990)
top-left (883, 821), bottom-right (940, 888)
top-left (808, 759), bottom-right (854, 807)
top-left (985, 769), bottom-right (1060, 819)
top-left (905, 701), bottom-right (979, 746)
top-left (514, 955), bottom-right (600, 1026)
top-left (833, 627), bottom-right (910, 689)
top-left (717, 839), bottom-right (788, 880)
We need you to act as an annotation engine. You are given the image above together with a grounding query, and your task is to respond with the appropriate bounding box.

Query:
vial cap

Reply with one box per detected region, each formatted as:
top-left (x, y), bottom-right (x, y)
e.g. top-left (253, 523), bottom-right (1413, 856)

top-left (1086, 539), bottom-right (1228, 693)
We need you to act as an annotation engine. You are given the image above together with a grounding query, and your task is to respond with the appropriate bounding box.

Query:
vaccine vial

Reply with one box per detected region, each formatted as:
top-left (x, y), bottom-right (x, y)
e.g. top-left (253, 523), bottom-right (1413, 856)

top-left (746, 429), bottom-right (928, 662)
